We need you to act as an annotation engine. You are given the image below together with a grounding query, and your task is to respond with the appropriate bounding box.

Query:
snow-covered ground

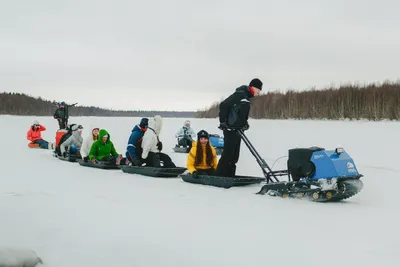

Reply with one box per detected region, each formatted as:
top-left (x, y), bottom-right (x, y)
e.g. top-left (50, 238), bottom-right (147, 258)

top-left (1, 115), bottom-right (399, 267)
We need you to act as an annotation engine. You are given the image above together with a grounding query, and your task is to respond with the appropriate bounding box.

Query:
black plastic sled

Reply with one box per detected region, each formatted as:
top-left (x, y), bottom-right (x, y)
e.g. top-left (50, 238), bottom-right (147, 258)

top-left (180, 174), bottom-right (264, 189)
top-left (172, 146), bottom-right (190, 153)
top-left (120, 165), bottom-right (187, 178)
top-left (77, 159), bottom-right (120, 169)
top-left (53, 151), bottom-right (80, 162)
top-left (58, 154), bottom-right (81, 162)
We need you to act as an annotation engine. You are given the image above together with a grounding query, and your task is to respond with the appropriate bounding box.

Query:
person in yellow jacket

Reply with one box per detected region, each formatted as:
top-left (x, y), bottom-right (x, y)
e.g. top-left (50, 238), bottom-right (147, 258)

top-left (187, 130), bottom-right (218, 177)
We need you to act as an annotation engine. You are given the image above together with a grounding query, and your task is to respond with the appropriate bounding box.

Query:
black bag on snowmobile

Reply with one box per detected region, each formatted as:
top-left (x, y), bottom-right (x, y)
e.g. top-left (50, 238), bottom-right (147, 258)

top-left (287, 147), bottom-right (324, 181)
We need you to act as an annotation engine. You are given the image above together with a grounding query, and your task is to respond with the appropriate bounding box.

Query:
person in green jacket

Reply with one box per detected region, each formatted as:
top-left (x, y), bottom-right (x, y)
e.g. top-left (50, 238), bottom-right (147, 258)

top-left (88, 129), bottom-right (125, 165)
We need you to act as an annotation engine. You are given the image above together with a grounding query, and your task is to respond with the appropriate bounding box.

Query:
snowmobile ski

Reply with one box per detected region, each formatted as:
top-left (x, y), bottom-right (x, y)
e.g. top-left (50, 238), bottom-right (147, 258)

top-left (256, 176), bottom-right (363, 202)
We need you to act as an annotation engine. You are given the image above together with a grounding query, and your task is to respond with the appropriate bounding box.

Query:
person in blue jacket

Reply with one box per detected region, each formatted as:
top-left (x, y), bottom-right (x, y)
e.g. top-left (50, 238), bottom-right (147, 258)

top-left (126, 118), bottom-right (149, 165)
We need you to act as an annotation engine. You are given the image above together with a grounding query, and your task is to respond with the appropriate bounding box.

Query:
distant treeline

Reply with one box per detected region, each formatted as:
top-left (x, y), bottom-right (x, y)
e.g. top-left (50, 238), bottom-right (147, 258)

top-left (0, 92), bottom-right (196, 118)
top-left (197, 81), bottom-right (400, 121)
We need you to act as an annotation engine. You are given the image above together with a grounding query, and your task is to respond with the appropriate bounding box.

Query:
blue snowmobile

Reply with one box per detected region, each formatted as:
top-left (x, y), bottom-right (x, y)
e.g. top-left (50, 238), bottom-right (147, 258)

top-left (239, 129), bottom-right (364, 202)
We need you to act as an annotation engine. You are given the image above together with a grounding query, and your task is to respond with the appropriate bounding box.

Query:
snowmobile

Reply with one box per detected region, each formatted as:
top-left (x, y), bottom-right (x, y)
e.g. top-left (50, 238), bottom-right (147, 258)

top-left (209, 134), bottom-right (224, 155)
top-left (172, 134), bottom-right (224, 155)
top-left (236, 129), bottom-right (363, 202)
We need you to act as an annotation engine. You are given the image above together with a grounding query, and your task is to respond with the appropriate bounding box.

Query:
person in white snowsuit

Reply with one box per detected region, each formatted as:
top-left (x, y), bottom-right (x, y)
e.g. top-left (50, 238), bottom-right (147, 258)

top-left (80, 127), bottom-right (99, 161)
top-left (141, 115), bottom-right (176, 168)
top-left (59, 124), bottom-right (83, 156)
top-left (175, 120), bottom-right (196, 149)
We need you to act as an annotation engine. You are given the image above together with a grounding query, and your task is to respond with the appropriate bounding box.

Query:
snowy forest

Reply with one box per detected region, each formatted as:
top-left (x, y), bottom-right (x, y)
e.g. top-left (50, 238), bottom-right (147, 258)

top-left (2, 81), bottom-right (400, 120)
top-left (197, 81), bottom-right (400, 121)
top-left (0, 92), bottom-right (196, 117)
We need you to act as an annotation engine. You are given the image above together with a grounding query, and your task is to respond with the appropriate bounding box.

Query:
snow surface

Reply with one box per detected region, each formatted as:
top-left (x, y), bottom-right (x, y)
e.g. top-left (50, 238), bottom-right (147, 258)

top-left (1, 115), bottom-right (399, 267)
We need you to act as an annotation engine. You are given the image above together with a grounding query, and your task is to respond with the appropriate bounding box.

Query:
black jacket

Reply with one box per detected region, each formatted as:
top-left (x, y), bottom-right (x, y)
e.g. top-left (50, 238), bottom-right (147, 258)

top-left (219, 85), bottom-right (252, 128)
top-left (53, 107), bottom-right (68, 121)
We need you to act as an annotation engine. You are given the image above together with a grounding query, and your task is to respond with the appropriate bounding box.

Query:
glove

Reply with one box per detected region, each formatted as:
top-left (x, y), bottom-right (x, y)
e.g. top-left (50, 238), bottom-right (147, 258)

top-left (191, 171), bottom-right (198, 178)
top-left (133, 159), bottom-right (142, 166)
top-left (218, 122), bottom-right (228, 130)
top-left (243, 123), bottom-right (250, 131)
top-left (157, 141), bottom-right (163, 151)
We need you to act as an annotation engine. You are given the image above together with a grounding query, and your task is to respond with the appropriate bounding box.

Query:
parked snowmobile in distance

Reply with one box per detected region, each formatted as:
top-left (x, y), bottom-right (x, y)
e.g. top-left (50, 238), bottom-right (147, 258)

top-left (172, 133), bottom-right (224, 155)
top-left (237, 129), bottom-right (363, 202)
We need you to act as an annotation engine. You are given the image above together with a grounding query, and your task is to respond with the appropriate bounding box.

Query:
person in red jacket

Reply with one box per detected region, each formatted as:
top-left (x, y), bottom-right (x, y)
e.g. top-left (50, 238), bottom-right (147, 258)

top-left (27, 120), bottom-right (54, 149)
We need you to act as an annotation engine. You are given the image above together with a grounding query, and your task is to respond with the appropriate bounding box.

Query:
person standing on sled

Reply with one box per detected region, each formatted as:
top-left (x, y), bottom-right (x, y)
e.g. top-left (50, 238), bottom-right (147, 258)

top-left (187, 130), bottom-right (218, 177)
top-left (175, 120), bottom-right (196, 150)
top-left (59, 124), bottom-right (83, 158)
top-left (88, 129), bottom-right (125, 165)
top-left (26, 120), bottom-right (53, 149)
top-left (214, 78), bottom-right (262, 177)
top-left (141, 115), bottom-right (176, 168)
top-left (126, 118), bottom-right (148, 166)
top-left (53, 101), bottom-right (69, 129)
top-left (80, 127), bottom-right (100, 161)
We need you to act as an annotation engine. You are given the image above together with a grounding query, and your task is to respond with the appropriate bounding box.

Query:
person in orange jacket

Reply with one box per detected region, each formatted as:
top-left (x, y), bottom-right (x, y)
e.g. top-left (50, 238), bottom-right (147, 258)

top-left (27, 120), bottom-right (53, 149)
top-left (187, 130), bottom-right (218, 177)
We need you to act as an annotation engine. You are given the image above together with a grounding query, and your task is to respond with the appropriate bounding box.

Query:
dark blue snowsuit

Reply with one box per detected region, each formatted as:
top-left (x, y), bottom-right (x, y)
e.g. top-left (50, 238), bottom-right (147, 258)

top-left (126, 118), bottom-right (148, 162)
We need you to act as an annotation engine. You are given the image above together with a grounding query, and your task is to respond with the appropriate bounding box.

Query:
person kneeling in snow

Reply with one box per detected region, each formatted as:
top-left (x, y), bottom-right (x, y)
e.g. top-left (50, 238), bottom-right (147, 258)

top-left (187, 130), bottom-right (218, 177)
top-left (125, 118), bottom-right (148, 166)
top-left (141, 115), bottom-right (176, 168)
top-left (26, 120), bottom-right (53, 149)
top-left (88, 129), bottom-right (125, 165)
top-left (80, 127), bottom-right (99, 161)
top-left (59, 124), bottom-right (83, 157)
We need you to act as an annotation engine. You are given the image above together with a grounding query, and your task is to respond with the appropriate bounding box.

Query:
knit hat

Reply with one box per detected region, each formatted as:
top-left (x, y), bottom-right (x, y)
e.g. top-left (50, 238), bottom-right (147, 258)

top-left (249, 78), bottom-right (263, 90)
top-left (71, 124), bottom-right (83, 131)
top-left (140, 118), bottom-right (149, 128)
top-left (197, 130), bottom-right (209, 140)
top-left (33, 120), bottom-right (39, 125)
top-left (103, 134), bottom-right (109, 138)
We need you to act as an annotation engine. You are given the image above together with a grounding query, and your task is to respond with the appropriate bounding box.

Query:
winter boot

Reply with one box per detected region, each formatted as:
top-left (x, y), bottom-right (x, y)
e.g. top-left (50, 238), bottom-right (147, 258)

top-left (47, 142), bottom-right (54, 150)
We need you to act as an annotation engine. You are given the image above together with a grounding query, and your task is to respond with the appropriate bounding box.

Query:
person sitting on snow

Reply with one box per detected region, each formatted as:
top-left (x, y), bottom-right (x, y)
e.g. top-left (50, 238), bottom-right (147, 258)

top-left (126, 118), bottom-right (148, 166)
top-left (175, 120), bottom-right (196, 149)
top-left (80, 127), bottom-right (99, 161)
top-left (187, 130), bottom-right (218, 177)
top-left (88, 129), bottom-right (125, 165)
top-left (59, 124), bottom-right (84, 157)
top-left (141, 115), bottom-right (176, 168)
top-left (26, 120), bottom-right (53, 149)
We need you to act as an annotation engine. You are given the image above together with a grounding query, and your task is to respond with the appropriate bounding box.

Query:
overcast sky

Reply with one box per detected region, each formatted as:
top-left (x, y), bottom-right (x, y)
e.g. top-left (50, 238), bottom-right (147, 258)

top-left (1, 0), bottom-right (399, 111)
